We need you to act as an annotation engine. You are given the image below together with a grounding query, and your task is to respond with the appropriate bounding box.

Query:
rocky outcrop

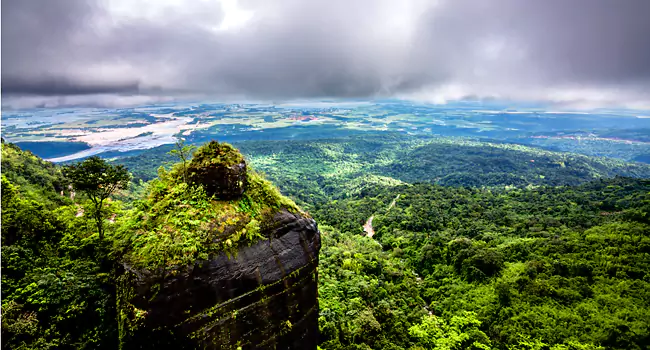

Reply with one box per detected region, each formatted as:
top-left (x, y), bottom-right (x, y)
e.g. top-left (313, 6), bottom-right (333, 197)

top-left (117, 210), bottom-right (321, 349)
top-left (188, 161), bottom-right (247, 199)
top-left (187, 141), bottom-right (248, 199)
top-left (117, 141), bottom-right (320, 349)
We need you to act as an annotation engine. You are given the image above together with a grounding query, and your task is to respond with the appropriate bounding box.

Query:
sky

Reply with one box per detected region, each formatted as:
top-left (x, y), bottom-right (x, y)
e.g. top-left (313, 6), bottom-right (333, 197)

top-left (2, 0), bottom-right (650, 109)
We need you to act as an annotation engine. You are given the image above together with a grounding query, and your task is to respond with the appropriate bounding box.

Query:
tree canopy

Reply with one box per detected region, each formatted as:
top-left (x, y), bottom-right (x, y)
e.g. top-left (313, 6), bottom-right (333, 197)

top-left (63, 156), bottom-right (130, 239)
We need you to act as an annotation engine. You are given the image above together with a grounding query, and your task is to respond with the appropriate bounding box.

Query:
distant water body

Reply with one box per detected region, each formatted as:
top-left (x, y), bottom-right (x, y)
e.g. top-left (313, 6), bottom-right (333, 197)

top-left (45, 133), bottom-right (181, 162)
top-left (14, 141), bottom-right (92, 160)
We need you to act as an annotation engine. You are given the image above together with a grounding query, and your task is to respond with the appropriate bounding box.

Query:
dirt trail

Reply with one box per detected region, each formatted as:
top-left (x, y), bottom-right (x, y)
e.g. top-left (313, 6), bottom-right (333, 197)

top-left (363, 195), bottom-right (400, 238)
top-left (363, 216), bottom-right (375, 237)
top-left (388, 194), bottom-right (400, 210)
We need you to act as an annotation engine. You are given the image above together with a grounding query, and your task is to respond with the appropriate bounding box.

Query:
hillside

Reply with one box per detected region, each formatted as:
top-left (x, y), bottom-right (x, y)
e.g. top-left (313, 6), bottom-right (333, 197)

top-left (3, 140), bottom-right (650, 349)
top-left (114, 134), bottom-right (650, 205)
top-left (1, 140), bottom-right (71, 207)
top-left (1, 142), bottom-right (320, 349)
top-left (315, 177), bottom-right (650, 349)
top-left (1, 142), bottom-right (118, 349)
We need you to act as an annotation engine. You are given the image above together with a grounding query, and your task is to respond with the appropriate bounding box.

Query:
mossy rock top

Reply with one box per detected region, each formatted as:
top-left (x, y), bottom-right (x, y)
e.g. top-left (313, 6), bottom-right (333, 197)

top-left (114, 142), bottom-right (302, 270)
top-left (187, 141), bottom-right (247, 199)
top-left (190, 141), bottom-right (245, 168)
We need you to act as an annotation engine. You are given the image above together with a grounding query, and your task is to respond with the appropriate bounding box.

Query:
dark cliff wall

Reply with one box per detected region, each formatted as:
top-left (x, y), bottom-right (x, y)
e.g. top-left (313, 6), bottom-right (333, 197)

top-left (117, 210), bottom-right (321, 349)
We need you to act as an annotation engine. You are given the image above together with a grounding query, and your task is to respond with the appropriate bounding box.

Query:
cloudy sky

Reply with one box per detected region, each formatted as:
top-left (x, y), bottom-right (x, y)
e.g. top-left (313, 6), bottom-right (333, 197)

top-left (2, 0), bottom-right (650, 109)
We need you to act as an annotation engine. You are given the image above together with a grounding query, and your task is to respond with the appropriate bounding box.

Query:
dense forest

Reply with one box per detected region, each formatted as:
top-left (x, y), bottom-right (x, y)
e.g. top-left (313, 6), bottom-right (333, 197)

top-left (3, 138), bottom-right (650, 349)
top-left (113, 134), bottom-right (650, 204)
top-left (315, 178), bottom-right (650, 349)
top-left (1, 142), bottom-right (119, 348)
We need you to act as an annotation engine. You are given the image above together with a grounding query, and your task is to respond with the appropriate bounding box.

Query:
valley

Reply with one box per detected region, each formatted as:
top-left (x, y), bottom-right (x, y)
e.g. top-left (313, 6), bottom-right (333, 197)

top-left (2, 102), bottom-right (650, 350)
top-left (4, 100), bottom-right (650, 164)
top-left (4, 1), bottom-right (650, 348)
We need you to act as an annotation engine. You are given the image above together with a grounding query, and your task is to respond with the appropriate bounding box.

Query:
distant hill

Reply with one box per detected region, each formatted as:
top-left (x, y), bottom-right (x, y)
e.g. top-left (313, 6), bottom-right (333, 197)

top-left (112, 135), bottom-right (650, 205)
top-left (1, 140), bottom-right (71, 207)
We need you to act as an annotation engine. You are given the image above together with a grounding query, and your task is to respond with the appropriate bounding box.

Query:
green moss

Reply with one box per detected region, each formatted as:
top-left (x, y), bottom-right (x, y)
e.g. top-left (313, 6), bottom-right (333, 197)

top-left (116, 272), bottom-right (142, 349)
top-left (189, 141), bottom-right (244, 168)
top-left (244, 170), bottom-right (300, 214)
top-left (113, 144), bottom-right (302, 270)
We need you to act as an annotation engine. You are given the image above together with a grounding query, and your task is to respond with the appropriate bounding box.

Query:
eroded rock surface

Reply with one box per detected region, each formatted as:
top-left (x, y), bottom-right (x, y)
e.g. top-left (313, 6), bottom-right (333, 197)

top-left (188, 161), bottom-right (247, 199)
top-left (187, 141), bottom-right (248, 199)
top-left (118, 210), bottom-right (321, 349)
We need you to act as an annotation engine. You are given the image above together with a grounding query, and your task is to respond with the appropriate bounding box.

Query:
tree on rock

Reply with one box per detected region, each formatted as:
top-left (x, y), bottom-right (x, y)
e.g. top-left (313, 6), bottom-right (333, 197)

top-left (63, 156), bottom-right (130, 239)
top-left (168, 137), bottom-right (196, 183)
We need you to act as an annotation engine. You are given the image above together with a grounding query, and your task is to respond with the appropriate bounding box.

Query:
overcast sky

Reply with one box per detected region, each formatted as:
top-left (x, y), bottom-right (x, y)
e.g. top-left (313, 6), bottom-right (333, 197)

top-left (2, 0), bottom-right (650, 109)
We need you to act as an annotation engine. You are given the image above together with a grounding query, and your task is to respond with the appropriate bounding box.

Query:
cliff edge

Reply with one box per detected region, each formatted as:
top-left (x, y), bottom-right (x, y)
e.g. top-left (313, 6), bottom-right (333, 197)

top-left (114, 141), bottom-right (320, 349)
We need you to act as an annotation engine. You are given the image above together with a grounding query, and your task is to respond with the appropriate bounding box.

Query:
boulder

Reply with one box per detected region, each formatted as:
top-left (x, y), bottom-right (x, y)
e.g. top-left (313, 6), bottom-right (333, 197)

top-left (187, 141), bottom-right (247, 199)
top-left (117, 210), bottom-right (321, 350)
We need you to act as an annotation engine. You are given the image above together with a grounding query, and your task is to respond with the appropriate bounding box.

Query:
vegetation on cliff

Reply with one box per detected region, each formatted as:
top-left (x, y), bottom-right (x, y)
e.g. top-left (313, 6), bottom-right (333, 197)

top-left (1, 140), bottom-right (302, 348)
top-left (189, 140), bottom-right (245, 169)
top-left (113, 141), bottom-right (300, 270)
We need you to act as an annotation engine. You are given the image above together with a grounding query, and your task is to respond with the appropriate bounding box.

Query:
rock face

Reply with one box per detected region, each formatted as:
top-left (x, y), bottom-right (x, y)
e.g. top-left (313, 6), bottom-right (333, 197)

top-left (188, 161), bottom-right (247, 199)
top-left (117, 210), bottom-right (321, 349)
top-left (187, 141), bottom-right (248, 199)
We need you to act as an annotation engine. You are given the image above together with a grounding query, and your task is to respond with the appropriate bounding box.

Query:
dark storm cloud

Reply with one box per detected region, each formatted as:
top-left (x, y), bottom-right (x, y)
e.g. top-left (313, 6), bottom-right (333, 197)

top-left (416, 0), bottom-right (650, 85)
top-left (2, 76), bottom-right (140, 95)
top-left (0, 0), bottom-right (139, 95)
top-left (2, 0), bottom-right (650, 108)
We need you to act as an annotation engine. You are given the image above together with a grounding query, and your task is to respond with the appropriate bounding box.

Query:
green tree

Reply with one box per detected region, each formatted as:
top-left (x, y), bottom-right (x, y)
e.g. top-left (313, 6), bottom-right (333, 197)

top-left (63, 156), bottom-right (130, 239)
top-left (168, 137), bottom-right (196, 183)
top-left (408, 311), bottom-right (491, 350)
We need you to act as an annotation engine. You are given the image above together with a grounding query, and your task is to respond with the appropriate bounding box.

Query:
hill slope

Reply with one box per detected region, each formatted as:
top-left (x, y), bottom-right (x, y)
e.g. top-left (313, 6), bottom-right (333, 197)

top-left (112, 135), bottom-right (650, 207)
top-left (1, 142), bottom-right (117, 349)
top-left (315, 177), bottom-right (650, 349)
top-left (1, 142), bottom-right (321, 350)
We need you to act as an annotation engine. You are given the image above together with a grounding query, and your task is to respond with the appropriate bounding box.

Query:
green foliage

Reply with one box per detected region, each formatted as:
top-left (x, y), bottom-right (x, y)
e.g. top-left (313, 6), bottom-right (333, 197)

top-left (63, 156), bottom-right (131, 198)
top-left (2, 156), bottom-right (119, 348)
top-left (1, 141), bottom-right (71, 208)
top-left (63, 156), bottom-right (131, 239)
top-left (245, 169), bottom-right (300, 213)
top-left (408, 312), bottom-right (491, 350)
top-left (113, 149), bottom-right (300, 270)
top-left (167, 137), bottom-right (196, 183)
top-left (189, 140), bottom-right (244, 168)
top-left (318, 226), bottom-right (425, 349)
top-left (316, 177), bottom-right (650, 350)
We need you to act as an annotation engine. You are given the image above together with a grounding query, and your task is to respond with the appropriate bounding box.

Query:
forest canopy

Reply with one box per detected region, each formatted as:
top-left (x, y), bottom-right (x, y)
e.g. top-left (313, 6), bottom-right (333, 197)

top-left (2, 138), bottom-right (650, 349)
